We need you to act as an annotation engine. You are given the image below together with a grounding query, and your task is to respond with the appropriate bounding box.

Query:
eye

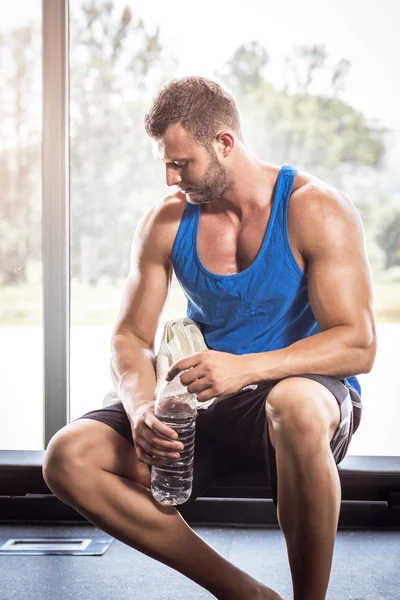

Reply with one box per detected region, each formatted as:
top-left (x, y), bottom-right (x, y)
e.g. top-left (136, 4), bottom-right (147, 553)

top-left (172, 161), bottom-right (187, 168)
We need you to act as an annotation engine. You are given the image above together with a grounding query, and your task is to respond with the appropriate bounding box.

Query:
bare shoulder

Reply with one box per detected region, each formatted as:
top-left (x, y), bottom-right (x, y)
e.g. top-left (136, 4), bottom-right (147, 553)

top-left (289, 169), bottom-right (364, 259)
top-left (135, 191), bottom-right (187, 264)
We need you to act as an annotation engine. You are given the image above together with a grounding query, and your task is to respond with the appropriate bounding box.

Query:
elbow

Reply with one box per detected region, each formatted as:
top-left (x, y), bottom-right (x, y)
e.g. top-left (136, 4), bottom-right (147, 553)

top-left (359, 334), bottom-right (377, 374)
top-left (349, 315), bottom-right (377, 374)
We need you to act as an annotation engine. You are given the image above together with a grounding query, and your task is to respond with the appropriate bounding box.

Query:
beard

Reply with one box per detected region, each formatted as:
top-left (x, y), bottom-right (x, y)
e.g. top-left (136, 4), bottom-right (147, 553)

top-left (185, 150), bottom-right (231, 205)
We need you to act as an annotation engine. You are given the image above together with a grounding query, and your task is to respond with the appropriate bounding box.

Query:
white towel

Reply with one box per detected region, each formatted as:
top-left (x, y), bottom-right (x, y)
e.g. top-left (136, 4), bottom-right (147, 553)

top-left (103, 317), bottom-right (257, 409)
top-left (103, 317), bottom-right (211, 409)
top-left (155, 317), bottom-right (257, 410)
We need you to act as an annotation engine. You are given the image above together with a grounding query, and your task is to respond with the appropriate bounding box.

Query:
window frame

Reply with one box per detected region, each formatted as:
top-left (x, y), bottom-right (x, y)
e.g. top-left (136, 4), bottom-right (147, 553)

top-left (42, 0), bottom-right (70, 446)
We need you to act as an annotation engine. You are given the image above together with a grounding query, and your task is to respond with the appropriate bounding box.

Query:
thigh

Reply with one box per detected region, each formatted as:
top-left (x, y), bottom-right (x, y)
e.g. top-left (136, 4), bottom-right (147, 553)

top-left (46, 414), bottom-right (144, 484)
top-left (71, 401), bottom-right (245, 509)
top-left (72, 401), bottom-right (133, 447)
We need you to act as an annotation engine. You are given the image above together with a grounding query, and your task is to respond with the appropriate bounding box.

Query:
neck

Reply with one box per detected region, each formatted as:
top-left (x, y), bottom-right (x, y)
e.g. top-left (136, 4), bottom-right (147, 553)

top-left (210, 153), bottom-right (279, 221)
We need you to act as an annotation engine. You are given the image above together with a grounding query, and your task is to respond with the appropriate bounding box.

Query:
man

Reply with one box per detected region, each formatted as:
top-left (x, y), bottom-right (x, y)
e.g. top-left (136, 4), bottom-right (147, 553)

top-left (43, 76), bottom-right (376, 600)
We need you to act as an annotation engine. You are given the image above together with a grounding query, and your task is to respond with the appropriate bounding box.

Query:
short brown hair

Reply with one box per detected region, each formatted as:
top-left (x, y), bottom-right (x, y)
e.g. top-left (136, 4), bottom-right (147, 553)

top-left (144, 76), bottom-right (243, 148)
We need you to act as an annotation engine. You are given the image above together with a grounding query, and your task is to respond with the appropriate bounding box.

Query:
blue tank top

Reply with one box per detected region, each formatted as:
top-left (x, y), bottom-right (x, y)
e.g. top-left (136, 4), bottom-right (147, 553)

top-left (171, 163), bottom-right (361, 397)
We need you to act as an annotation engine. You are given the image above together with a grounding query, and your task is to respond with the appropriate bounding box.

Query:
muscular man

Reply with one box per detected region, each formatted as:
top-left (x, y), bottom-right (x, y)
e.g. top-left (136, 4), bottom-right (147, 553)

top-left (43, 77), bottom-right (376, 600)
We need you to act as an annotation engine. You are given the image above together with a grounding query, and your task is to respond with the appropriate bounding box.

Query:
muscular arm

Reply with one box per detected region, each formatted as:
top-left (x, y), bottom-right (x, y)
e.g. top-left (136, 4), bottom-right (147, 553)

top-left (243, 184), bottom-right (377, 383)
top-left (110, 200), bottom-right (174, 425)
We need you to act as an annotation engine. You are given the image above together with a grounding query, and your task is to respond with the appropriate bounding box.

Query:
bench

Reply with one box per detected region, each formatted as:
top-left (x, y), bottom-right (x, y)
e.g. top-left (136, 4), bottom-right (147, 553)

top-left (1, 451), bottom-right (399, 526)
top-left (0, 450), bottom-right (399, 501)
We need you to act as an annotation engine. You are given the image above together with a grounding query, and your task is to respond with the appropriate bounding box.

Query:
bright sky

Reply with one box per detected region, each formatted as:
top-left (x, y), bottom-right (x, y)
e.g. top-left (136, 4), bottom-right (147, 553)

top-left (2, 0), bottom-right (400, 128)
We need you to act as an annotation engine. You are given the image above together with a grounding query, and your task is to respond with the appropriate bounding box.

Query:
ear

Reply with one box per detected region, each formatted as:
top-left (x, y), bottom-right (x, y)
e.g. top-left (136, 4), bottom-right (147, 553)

top-left (215, 131), bottom-right (235, 158)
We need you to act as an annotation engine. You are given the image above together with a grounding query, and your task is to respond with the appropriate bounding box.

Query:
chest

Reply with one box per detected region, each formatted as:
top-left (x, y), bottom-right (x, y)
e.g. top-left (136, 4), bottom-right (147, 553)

top-left (197, 209), bottom-right (306, 276)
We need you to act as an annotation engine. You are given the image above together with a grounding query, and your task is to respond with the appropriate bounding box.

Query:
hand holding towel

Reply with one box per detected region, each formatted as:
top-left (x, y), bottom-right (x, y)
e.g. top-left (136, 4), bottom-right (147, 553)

top-left (155, 317), bottom-right (257, 410)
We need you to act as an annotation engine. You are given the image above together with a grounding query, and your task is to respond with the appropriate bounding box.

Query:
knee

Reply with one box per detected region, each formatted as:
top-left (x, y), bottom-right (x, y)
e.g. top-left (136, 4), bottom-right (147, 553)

top-left (42, 427), bottom-right (85, 489)
top-left (265, 377), bottom-right (330, 440)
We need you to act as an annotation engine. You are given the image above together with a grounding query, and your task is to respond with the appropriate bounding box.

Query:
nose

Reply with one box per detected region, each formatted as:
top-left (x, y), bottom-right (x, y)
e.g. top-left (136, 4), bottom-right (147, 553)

top-left (166, 165), bottom-right (182, 187)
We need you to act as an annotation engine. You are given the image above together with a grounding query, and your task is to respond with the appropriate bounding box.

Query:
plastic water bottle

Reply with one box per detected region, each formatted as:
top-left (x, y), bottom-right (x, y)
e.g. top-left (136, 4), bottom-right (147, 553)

top-left (151, 372), bottom-right (197, 506)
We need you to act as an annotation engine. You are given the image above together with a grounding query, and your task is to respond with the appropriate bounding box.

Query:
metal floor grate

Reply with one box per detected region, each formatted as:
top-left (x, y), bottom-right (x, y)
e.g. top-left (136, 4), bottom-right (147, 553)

top-left (0, 535), bottom-right (114, 555)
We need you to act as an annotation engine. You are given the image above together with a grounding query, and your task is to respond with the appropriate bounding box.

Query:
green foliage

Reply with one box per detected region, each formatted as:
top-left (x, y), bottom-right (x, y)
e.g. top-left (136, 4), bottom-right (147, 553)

top-left (69, 2), bottom-right (174, 282)
top-left (217, 41), bottom-right (270, 92)
top-left (216, 42), bottom-right (385, 185)
top-left (0, 25), bottom-right (41, 284)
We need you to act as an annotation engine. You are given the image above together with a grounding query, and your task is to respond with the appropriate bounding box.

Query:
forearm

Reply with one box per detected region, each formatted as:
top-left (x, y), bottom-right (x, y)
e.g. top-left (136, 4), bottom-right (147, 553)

top-left (242, 326), bottom-right (375, 384)
top-left (110, 332), bottom-right (157, 425)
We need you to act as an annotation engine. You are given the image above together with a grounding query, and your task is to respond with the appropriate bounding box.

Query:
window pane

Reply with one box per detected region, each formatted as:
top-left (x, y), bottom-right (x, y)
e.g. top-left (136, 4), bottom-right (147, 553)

top-left (0, 2), bottom-right (43, 450)
top-left (69, 1), bottom-right (399, 456)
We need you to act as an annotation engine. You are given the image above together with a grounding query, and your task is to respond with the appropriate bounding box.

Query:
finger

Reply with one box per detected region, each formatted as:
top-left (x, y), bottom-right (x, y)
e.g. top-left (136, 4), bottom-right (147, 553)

top-left (186, 378), bottom-right (213, 395)
top-left (144, 411), bottom-right (178, 440)
top-left (140, 434), bottom-right (182, 459)
top-left (136, 446), bottom-right (153, 466)
top-left (137, 446), bottom-right (180, 467)
top-left (138, 452), bottom-right (167, 467)
top-left (136, 445), bottom-right (166, 466)
top-left (141, 427), bottom-right (184, 452)
top-left (179, 367), bottom-right (206, 387)
top-left (196, 388), bottom-right (218, 403)
top-left (166, 354), bottom-right (201, 381)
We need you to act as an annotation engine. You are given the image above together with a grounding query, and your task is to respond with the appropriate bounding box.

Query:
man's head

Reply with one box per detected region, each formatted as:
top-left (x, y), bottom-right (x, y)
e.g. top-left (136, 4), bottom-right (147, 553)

top-left (144, 76), bottom-right (244, 204)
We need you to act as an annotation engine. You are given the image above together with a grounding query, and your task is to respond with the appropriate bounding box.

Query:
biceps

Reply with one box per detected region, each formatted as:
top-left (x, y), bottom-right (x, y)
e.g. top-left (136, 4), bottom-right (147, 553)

top-left (307, 243), bottom-right (375, 346)
top-left (114, 258), bottom-right (172, 349)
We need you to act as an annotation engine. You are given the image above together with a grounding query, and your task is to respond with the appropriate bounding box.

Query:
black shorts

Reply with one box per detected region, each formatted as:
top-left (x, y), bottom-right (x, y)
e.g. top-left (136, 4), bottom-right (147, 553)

top-left (72, 374), bottom-right (362, 511)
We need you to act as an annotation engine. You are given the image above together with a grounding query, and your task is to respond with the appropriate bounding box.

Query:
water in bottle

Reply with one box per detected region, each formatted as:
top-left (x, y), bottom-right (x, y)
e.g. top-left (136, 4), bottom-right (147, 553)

top-left (151, 373), bottom-right (197, 506)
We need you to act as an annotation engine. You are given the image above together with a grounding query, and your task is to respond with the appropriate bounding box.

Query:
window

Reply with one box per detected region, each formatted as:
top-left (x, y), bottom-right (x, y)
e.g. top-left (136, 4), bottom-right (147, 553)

top-left (0, 2), bottom-right (43, 450)
top-left (1, 1), bottom-right (397, 456)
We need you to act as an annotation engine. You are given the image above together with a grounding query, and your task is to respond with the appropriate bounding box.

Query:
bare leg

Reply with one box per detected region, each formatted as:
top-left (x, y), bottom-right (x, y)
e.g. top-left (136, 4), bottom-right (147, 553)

top-left (274, 429), bottom-right (341, 600)
top-left (44, 460), bottom-right (284, 600)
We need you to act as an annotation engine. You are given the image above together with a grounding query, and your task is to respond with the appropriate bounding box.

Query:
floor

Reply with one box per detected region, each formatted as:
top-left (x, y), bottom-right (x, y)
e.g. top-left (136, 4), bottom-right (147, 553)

top-left (0, 523), bottom-right (399, 599)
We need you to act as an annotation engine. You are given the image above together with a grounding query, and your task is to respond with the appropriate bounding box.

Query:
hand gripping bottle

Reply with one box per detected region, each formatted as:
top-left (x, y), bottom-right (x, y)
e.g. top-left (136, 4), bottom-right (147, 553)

top-left (151, 372), bottom-right (198, 505)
